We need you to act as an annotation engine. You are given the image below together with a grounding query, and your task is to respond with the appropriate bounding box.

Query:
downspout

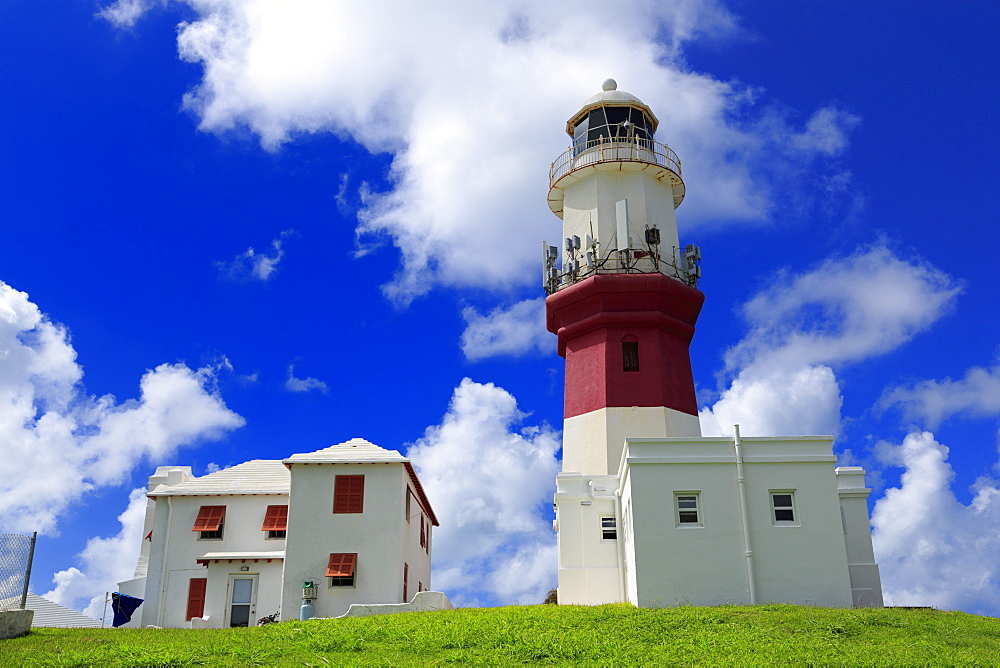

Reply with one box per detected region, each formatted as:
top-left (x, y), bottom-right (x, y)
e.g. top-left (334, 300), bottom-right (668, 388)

top-left (613, 490), bottom-right (626, 602)
top-left (733, 425), bottom-right (757, 604)
top-left (156, 496), bottom-right (173, 626)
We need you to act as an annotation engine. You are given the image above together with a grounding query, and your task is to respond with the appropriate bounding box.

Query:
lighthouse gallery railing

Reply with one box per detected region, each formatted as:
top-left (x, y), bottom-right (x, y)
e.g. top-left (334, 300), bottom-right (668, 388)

top-left (549, 137), bottom-right (682, 188)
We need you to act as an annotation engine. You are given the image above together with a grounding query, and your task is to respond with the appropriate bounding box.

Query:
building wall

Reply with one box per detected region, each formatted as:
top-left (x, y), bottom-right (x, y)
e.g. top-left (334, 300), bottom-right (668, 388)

top-left (836, 467), bottom-right (885, 607)
top-left (556, 436), bottom-right (869, 609)
top-left (554, 474), bottom-right (621, 604)
top-left (140, 493), bottom-right (287, 628)
top-left (624, 437), bottom-right (853, 608)
top-left (280, 462), bottom-right (431, 619)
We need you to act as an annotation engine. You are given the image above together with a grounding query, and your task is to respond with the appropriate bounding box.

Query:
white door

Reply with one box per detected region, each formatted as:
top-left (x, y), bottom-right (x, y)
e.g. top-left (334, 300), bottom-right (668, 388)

top-left (227, 575), bottom-right (258, 627)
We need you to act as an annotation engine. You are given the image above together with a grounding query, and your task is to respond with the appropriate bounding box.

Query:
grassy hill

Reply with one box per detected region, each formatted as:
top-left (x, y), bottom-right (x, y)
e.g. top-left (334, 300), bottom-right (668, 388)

top-left (4, 603), bottom-right (999, 665)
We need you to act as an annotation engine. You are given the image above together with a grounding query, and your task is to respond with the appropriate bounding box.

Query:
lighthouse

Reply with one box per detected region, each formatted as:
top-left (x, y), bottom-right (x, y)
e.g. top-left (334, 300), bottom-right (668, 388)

top-left (546, 81), bottom-right (883, 609)
top-left (544, 78), bottom-right (703, 477)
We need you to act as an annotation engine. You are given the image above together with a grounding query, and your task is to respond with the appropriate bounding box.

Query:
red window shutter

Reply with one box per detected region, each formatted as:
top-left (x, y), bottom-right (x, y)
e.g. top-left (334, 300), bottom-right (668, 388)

top-left (186, 578), bottom-right (207, 620)
top-left (192, 506), bottom-right (225, 532)
top-left (403, 563), bottom-right (408, 603)
top-left (425, 524), bottom-right (430, 555)
top-left (419, 516), bottom-right (425, 548)
top-left (333, 475), bottom-right (364, 514)
top-left (326, 553), bottom-right (357, 577)
top-left (261, 505), bottom-right (288, 531)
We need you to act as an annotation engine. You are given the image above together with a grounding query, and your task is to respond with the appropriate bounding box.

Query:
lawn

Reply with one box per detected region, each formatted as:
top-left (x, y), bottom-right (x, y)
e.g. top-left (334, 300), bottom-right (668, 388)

top-left (3, 604), bottom-right (999, 665)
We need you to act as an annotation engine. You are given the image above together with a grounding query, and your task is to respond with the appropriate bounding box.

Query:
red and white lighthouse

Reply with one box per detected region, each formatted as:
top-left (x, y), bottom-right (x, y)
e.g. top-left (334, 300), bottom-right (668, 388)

top-left (545, 79), bottom-right (704, 476)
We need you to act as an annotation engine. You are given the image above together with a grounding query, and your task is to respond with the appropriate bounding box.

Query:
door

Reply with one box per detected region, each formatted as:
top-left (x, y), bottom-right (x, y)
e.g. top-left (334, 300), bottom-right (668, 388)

top-left (227, 575), bottom-right (257, 627)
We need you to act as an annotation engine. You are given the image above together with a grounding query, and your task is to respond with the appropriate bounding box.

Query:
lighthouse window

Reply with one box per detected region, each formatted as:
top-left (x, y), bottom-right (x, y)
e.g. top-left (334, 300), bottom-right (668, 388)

top-left (622, 341), bottom-right (639, 372)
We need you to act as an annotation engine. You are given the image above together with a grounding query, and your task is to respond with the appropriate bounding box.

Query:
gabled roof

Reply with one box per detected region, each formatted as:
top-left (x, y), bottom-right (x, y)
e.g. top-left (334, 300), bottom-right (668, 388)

top-left (282, 437), bottom-right (408, 464)
top-left (284, 438), bottom-right (439, 526)
top-left (148, 460), bottom-right (289, 496)
top-left (24, 593), bottom-right (102, 628)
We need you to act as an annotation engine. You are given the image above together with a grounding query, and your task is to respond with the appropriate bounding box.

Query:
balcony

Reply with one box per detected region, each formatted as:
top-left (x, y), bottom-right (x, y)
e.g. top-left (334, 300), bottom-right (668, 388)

top-left (547, 137), bottom-right (685, 216)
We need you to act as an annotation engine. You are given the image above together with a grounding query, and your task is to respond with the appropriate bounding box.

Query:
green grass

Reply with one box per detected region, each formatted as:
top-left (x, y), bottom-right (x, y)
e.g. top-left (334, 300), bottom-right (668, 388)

top-left (3, 604), bottom-right (999, 666)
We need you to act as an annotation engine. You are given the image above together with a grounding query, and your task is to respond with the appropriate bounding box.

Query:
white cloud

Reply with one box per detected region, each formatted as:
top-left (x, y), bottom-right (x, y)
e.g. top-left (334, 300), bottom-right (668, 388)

top-left (216, 229), bottom-right (296, 282)
top-left (406, 378), bottom-right (560, 605)
top-left (461, 298), bottom-right (548, 361)
top-left (0, 281), bottom-right (245, 535)
top-left (284, 364), bottom-right (328, 393)
top-left (880, 364), bottom-right (1000, 429)
top-left (700, 245), bottom-right (960, 436)
top-left (102, 0), bottom-right (860, 304)
top-left (43, 488), bottom-right (149, 618)
top-left (699, 365), bottom-right (842, 437)
top-left (872, 431), bottom-right (1000, 616)
top-left (98, 0), bottom-right (158, 28)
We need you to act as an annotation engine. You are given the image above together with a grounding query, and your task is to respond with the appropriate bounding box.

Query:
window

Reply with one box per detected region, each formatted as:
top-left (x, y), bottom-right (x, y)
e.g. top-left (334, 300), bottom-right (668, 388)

top-left (403, 563), bottom-right (409, 603)
top-left (675, 493), bottom-right (701, 526)
top-left (326, 553), bottom-right (357, 587)
top-left (601, 516), bottom-right (617, 540)
top-left (419, 515), bottom-right (426, 548)
top-left (622, 338), bottom-right (639, 372)
top-left (186, 578), bottom-right (207, 620)
top-left (261, 505), bottom-right (288, 538)
top-left (771, 492), bottom-right (797, 524)
top-left (405, 488), bottom-right (412, 522)
top-left (333, 475), bottom-right (364, 514)
top-left (192, 506), bottom-right (225, 539)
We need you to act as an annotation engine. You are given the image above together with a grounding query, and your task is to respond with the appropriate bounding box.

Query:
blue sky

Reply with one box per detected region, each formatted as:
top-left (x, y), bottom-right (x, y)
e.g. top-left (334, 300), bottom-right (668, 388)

top-left (2, 1), bottom-right (999, 617)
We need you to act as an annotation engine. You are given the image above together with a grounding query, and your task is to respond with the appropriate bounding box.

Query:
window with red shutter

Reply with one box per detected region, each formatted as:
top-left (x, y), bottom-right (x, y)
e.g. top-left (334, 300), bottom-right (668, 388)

top-left (333, 475), bottom-right (364, 513)
top-left (326, 553), bottom-right (357, 587)
top-left (192, 506), bottom-right (225, 539)
top-left (403, 563), bottom-right (409, 603)
top-left (186, 578), bottom-right (207, 620)
top-left (419, 515), bottom-right (425, 548)
top-left (261, 505), bottom-right (288, 538)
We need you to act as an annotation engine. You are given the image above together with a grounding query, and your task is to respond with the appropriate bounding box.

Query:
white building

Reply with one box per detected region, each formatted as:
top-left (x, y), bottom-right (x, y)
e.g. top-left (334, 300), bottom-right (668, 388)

top-left (118, 438), bottom-right (437, 628)
top-left (545, 81), bottom-right (883, 608)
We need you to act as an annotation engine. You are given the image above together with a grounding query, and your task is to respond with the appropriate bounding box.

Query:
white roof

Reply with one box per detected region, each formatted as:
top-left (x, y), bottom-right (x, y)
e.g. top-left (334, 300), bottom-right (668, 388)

top-left (24, 593), bottom-right (102, 628)
top-left (283, 438), bottom-right (409, 465)
top-left (149, 460), bottom-right (289, 496)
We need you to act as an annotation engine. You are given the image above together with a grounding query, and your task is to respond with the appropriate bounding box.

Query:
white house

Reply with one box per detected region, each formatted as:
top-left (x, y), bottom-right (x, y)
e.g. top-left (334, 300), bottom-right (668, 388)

top-left (544, 80), bottom-right (883, 608)
top-left (118, 438), bottom-right (437, 628)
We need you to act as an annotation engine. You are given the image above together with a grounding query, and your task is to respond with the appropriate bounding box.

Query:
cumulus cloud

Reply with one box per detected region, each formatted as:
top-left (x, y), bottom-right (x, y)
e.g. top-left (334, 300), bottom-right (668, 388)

top-left (43, 488), bottom-right (149, 618)
top-left (871, 431), bottom-right (1000, 616)
top-left (98, 0), bottom-right (159, 28)
top-left (406, 378), bottom-right (560, 606)
top-left (284, 364), bottom-right (328, 393)
top-left (216, 229), bottom-right (296, 282)
top-left (880, 364), bottom-right (1000, 429)
top-left (0, 281), bottom-right (245, 534)
top-left (700, 245), bottom-right (960, 435)
top-left (461, 298), bottom-right (548, 361)
top-left (102, 0), bottom-right (860, 304)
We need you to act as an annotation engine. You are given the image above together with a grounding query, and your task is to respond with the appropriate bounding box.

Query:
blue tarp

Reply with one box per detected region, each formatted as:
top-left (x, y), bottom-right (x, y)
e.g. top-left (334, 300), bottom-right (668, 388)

top-left (111, 592), bottom-right (143, 627)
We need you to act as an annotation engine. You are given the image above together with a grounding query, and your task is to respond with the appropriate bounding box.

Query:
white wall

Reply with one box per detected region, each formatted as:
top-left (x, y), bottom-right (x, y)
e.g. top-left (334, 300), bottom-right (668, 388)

top-left (140, 492), bottom-right (287, 628)
top-left (281, 462), bottom-right (430, 619)
top-left (554, 474), bottom-right (622, 604)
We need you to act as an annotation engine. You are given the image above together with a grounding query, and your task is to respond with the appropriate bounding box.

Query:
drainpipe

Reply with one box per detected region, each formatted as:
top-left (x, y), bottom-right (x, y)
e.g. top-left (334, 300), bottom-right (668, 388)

top-left (613, 490), bottom-right (626, 603)
top-left (733, 425), bottom-right (757, 604)
top-left (156, 496), bottom-right (174, 626)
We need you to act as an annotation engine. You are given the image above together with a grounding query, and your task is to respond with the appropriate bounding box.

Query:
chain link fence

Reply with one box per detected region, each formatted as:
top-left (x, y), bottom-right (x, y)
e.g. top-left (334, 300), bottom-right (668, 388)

top-left (0, 532), bottom-right (36, 611)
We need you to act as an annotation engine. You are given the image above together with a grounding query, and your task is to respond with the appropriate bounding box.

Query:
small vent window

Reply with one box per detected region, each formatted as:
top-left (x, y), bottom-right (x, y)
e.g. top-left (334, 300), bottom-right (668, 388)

top-left (675, 492), bottom-right (702, 526)
top-left (601, 516), bottom-right (617, 540)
